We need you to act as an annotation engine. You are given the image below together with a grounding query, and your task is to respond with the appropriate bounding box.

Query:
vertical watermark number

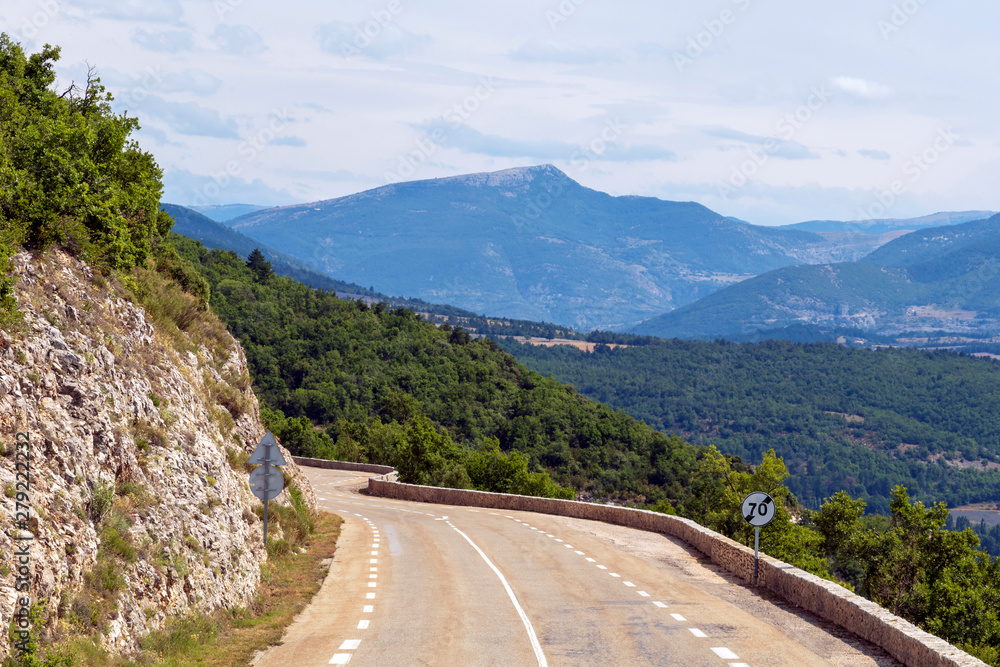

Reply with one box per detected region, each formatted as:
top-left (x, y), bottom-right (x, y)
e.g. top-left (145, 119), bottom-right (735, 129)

top-left (11, 432), bottom-right (33, 654)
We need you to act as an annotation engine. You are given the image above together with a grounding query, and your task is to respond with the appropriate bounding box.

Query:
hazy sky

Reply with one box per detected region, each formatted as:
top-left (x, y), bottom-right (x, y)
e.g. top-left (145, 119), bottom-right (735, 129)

top-left (4, 1), bottom-right (998, 225)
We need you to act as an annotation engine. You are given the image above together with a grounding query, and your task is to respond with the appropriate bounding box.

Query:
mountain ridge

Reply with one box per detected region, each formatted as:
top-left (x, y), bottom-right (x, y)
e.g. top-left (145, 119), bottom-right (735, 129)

top-left (218, 165), bottom-right (894, 330)
top-left (631, 214), bottom-right (1000, 340)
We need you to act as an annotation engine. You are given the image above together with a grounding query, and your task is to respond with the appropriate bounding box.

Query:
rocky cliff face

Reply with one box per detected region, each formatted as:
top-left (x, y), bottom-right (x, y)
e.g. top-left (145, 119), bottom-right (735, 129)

top-left (0, 250), bottom-right (316, 657)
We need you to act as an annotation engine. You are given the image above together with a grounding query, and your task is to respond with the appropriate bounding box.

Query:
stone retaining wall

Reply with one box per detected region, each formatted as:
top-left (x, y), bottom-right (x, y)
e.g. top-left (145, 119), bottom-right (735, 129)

top-left (292, 457), bottom-right (397, 480)
top-left (364, 477), bottom-right (986, 667)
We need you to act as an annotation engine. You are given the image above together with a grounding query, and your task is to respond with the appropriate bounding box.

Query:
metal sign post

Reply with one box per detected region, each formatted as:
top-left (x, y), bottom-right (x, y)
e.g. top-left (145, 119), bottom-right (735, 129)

top-left (248, 432), bottom-right (287, 548)
top-left (741, 491), bottom-right (775, 586)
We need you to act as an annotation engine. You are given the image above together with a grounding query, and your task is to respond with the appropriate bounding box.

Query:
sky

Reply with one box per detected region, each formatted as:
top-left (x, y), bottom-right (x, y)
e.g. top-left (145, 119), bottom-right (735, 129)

top-left (3, 0), bottom-right (999, 226)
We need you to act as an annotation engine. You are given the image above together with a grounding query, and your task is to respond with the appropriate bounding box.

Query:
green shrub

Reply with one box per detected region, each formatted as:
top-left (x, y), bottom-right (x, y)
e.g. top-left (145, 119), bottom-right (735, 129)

top-left (87, 480), bottom-right (114, 523)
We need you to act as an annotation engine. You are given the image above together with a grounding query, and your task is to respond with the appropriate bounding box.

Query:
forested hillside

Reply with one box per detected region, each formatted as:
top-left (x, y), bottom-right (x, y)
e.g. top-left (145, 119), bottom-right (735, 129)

top-left (170, 235), bottom-right (706, 504)
top-left (502, 338), bottom-right (1000, 514)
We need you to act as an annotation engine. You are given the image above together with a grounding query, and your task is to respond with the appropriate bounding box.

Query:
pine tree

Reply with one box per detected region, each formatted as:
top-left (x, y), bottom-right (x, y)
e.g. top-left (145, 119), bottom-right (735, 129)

top-left (246, 248), bottom-right (273, 283)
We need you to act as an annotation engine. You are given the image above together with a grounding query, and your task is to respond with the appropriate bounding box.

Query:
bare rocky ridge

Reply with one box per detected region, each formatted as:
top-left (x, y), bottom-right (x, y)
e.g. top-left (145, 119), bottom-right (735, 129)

top-left (0, 250), bottom-right (317, 658)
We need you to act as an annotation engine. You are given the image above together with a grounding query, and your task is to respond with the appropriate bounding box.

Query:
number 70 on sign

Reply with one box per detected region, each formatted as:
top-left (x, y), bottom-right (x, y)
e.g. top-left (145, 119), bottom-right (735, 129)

top-left (741, 492), bottom-right (775, 527)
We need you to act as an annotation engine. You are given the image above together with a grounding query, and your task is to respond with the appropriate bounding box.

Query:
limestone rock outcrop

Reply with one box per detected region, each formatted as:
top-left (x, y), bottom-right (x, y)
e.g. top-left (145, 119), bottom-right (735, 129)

top-left (0, 250), bottom-right (316, 657)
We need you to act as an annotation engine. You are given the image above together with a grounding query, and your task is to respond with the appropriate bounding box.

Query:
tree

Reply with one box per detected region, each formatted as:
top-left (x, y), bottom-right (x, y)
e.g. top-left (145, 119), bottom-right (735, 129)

top-left (246, 248), bottom-right (273, 283)
top-left (0, 34), bottom-right (167, 274)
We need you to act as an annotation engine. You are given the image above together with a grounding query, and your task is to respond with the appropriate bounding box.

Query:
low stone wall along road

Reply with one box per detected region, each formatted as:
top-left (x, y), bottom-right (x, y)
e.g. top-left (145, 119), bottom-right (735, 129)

top-left (254, 468), bottom-right (902, 667)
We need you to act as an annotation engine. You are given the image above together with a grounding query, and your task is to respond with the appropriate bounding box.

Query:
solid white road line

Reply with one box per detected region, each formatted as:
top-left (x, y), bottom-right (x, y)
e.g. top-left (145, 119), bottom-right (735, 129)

top-left (445, 521), bottom-right (548, 667)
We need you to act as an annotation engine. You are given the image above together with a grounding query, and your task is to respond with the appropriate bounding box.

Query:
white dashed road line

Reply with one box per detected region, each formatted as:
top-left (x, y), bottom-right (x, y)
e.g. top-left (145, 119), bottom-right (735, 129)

top-left (711, 647), bottom-right (741, 660)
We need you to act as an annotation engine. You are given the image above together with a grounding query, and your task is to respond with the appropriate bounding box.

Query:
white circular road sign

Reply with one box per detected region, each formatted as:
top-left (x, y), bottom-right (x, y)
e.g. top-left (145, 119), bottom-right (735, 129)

top-left (741, 492), bottom-right (776, 527)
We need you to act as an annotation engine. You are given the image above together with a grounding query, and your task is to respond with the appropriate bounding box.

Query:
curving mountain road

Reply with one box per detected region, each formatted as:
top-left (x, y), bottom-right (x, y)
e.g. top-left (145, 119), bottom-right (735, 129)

top-left (253, 468), bottom-right (900, 667)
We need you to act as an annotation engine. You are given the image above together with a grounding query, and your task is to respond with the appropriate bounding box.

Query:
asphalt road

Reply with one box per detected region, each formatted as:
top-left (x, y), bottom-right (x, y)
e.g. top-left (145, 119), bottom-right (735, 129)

top-left (254, 468), bottom-right (901, 667)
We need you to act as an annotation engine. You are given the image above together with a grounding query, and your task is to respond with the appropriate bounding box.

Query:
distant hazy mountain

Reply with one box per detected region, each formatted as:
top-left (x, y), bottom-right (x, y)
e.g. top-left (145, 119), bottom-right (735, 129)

top-left (861, 215), bottom-right (1000, 267)
top-left (780, 211), bottom-right (994, 235)
top-left (162, 203), bottom-right (379, 294)
top-left (222, 165), bottom-right (886, 330)
top-left (163, 203), bottom-right (554, 325)
top-left (190, 203), bottom-right (272, 222)
top-left (631, 214), bottom-right (1000, 339)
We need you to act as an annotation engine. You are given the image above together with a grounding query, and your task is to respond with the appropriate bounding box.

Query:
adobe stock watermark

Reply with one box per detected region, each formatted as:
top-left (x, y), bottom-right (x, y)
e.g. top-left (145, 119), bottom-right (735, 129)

top-left (855, 127), bottom-right (960, 221)
top-left (717, 84), bottom-right (834, 200)
top-left (189, 108), bottom-right (294, 207)
top-left (214, 0), bottom-right (245, 20)
top-left (16, 0), bottom-right (61, 41)
top-left (675, 0), bottom-right (753, 73)
top-left (383, 75), bottom-right (500, 184)
top-left (546, 0), bottom-right (588, 30)
top-left (339, 0), bottom-right (408, 58)
top-left (10, 432), bottom-right (34, 655)
top-left (510, 116), bottom-right (628, 230)
top-left (878, 0), bottom-right (930, 41)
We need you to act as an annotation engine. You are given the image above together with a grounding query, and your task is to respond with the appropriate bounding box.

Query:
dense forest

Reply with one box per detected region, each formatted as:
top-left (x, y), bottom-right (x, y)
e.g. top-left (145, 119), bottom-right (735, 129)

top-left (501, 338), bottom-right (1000, 515)
top-left (4, 33), bottom-right (1000, 665)
top-left (171, 237), bottom-right (707, 505)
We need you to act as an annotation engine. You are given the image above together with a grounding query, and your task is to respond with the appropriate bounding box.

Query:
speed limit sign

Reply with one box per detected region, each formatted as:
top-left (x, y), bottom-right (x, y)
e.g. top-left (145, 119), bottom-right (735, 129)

top-left (741, 492), bottom-right (775, 527)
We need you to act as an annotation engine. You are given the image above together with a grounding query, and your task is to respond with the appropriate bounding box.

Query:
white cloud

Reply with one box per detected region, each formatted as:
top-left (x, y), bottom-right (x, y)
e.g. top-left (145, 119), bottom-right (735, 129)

top-left (159, 69), bottom-right (222, 96)
top-left (212, 24), bottom-right (266, 56)
top-left (416, 120), bottom-right (676, 163)
top-left (271, 136), bottom-right (307, 147)
top-left (704, 127), bottom-right (819, 160)
top-left (130, 95), bottom-right (239, 138)
top-left (509, 39), bottom-right (620, 65)
top-left (858, 149), bottom-right (891, 161)
top-left (75, 0), bottom-right (183, 23)
top-left (316, 20), bottom-right (430, 60)
top-left (131, 28), bottom-right (192, 53)
top-left (830, 76), bottom-right (894, 99)
top-left (162, 168), bottom-right (299, 207)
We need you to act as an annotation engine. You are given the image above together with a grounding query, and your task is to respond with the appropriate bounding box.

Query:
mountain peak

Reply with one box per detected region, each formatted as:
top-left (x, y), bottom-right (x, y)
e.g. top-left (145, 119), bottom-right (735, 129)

top-left (439, 164), bottom-right (569, 188)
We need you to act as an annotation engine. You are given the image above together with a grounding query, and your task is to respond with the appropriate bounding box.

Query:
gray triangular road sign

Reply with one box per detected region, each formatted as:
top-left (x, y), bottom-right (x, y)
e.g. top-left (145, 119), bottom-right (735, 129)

top-left (248, 431), bottom-right (287, 465)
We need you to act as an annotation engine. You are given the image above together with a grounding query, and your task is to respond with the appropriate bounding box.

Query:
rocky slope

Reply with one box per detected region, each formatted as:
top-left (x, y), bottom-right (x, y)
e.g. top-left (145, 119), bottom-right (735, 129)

top-left (0, 250), bottom-right (316, 658)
